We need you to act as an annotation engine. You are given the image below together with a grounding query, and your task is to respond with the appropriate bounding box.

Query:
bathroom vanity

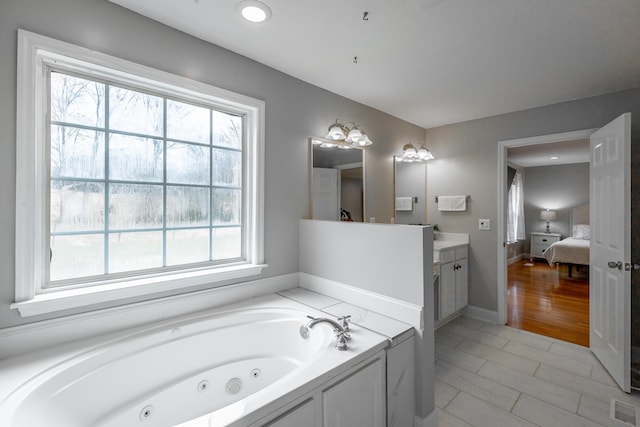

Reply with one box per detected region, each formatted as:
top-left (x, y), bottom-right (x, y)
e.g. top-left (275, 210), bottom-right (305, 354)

top-left (433, 232), bottom-right (469, 327)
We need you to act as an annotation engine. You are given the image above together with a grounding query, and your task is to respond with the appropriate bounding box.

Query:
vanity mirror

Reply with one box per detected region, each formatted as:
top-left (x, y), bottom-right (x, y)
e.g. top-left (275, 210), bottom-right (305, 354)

top-left (310, 138), bottom-right (365, 222)
top-left (394, 156), bottom-right (427, 225)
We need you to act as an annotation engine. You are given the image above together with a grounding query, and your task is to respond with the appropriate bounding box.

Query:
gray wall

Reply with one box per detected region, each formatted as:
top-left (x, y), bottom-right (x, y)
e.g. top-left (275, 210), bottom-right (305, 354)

top-left (395, 161), bottom-right (427, 225)
top-left (0, 0), bottom-right (425, 328)
top-left (522, 163), bottom-right (589, 251)
top-left (426, 87), bottom-right (640, 313)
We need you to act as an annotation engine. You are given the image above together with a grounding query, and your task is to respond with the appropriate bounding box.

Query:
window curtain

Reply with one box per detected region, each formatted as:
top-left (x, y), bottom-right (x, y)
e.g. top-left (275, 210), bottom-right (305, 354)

top-left (507, 172), bottom-right (525, 243)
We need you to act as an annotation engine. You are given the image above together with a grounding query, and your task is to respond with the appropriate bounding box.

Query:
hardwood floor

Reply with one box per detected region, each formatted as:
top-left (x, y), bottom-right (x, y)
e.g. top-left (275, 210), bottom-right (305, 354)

top-left (507, 259), bottom-right (589, 347)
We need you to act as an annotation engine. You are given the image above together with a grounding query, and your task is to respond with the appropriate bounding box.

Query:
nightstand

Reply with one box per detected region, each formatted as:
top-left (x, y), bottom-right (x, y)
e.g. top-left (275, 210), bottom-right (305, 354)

top-left (530, 232), bottom-right (561, 261)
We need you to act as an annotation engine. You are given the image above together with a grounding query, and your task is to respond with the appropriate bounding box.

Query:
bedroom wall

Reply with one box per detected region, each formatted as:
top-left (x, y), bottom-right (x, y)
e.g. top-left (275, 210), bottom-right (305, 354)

top-left (0, 0), bottom-right (426, 328)
top-left (521, 163), bottom-right (589, 254)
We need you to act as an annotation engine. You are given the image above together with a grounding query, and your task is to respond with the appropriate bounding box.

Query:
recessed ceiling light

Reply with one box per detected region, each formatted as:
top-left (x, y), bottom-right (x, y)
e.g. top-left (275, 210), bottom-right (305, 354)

top-left (237, 0), bottom-right (272, 23)
top-left (549, 156), bottom-right (559, 160)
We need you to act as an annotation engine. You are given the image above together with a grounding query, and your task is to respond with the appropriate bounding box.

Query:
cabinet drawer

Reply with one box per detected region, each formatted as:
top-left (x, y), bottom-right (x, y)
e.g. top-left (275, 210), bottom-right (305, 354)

top-left (534, 236), bottom-right (553, 244)
top-left (440, 249), bottom-right (454, 264)
top-left (455, 246), bottom-right (468, 259)
top-left (532, 234), bottom-right (559, 245)
top-left (533, 244), bottom-right (550, 257)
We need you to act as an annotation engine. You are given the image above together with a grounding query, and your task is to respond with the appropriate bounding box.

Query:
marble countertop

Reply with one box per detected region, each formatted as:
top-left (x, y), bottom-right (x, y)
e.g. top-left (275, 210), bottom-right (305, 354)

top-left (433, 240), bottom-right (468, 251)
top-left (433, 232), bottom-right (470, 267)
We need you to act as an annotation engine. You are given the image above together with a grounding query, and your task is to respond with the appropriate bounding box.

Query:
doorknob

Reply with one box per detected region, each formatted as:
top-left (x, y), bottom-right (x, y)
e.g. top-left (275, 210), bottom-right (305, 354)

top-left (608, 261), bottom-right (623, 270)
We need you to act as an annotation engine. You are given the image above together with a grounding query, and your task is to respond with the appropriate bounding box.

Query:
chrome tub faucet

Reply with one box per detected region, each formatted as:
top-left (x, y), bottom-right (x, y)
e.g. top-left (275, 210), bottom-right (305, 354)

top-left (299, 316), bottom-right (350, 351)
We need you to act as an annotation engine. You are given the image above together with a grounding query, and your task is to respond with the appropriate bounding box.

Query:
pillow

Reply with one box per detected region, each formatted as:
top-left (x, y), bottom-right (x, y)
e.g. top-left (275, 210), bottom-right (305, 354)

top-left (573, 224), bottom-right (590, 240)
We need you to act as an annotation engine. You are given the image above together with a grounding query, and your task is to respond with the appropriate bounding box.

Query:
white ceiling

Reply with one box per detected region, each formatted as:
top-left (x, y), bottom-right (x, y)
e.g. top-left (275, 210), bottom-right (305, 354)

top-left (108, 0), bottom-right (640, 129)
top-left (507, 138), bottom-right (590, 168)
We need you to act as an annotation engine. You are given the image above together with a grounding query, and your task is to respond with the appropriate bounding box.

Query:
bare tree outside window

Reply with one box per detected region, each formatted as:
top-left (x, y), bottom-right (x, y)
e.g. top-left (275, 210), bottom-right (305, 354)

top-left (49, 71), bottom-right (244, 284)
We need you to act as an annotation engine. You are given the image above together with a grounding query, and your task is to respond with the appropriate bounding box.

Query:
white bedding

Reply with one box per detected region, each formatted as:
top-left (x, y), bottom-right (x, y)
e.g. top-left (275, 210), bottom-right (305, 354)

top-left (543, 237), bottom-right (590, 266)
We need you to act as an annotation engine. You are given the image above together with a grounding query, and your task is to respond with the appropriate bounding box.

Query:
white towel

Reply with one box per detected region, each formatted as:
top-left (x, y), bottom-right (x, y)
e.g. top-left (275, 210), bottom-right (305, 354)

top-left (395, 197), bottom-right (413, 211)
top-left (438, 195), bottom-right (467, 212)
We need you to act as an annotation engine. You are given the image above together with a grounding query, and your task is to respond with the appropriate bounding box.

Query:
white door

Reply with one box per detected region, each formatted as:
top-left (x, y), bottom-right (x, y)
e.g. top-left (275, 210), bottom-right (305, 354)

top-left (589, 112), bottom-right (631, 392)
top-left (313, 168), bottom-right (339, 220)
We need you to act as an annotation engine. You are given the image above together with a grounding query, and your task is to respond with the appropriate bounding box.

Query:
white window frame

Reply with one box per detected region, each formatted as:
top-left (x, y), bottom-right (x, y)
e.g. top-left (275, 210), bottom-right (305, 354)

top-left (13, 30), bottom-right (266, 317)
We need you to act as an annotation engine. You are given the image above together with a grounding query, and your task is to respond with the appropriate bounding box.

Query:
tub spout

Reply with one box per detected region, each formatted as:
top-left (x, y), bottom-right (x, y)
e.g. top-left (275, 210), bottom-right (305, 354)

top-left (299, 316), bottom-right (349, 351)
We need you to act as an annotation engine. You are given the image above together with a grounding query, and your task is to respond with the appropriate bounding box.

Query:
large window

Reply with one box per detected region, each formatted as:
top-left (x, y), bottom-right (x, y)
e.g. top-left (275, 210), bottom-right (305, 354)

top-left (14, 30), bottom-right (265, 316)
top-left (50, 72), bottom-right (243, 283)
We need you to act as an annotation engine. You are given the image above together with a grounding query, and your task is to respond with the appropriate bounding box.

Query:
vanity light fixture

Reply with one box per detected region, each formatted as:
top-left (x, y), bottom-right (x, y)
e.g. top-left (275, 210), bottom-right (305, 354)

top-left (540, 209), bottom-right (557, 233)
top-left (311, 137), bottom-right (358, 149)
top-left (417, 144), bottom-right (435, 160)
top-left (398, 142), bottom-right (434, 162)
top-left (324, 120), bottom-right (373, 147)
top-left (237, 0), bottom-right (272, 23)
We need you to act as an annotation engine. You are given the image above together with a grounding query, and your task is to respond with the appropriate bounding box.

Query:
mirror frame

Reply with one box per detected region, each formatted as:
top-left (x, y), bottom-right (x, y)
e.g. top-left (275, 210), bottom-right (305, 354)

top-left (309, 137), bottom-right (366, 221)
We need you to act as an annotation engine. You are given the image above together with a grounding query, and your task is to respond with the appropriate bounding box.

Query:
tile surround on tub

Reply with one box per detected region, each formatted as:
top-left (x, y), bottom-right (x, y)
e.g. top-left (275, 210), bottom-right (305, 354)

top-left (278, 288), bottom-right (414, 343)
top-left (323, 302), bottom-right (413, 342)
top-left (298, 273), bottom-right (423, 329)
top-left (277, 288), bottom-right (341, 309)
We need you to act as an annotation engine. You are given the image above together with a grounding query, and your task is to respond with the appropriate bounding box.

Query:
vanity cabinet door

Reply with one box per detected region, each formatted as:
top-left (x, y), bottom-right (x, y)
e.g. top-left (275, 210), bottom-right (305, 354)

top-left (437, 247), bottom-right (468, 323)
top-left (322, 358), bottom-right (385, 427)
top-left (440, 259), bottom-right (456, 319)
top-left (454, 256), bottom-right (468, 310)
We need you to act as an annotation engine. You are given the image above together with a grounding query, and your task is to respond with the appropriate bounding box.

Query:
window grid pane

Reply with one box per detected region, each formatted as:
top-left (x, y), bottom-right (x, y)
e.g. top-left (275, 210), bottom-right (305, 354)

top-left (48, 70), bottom-right (244, 285)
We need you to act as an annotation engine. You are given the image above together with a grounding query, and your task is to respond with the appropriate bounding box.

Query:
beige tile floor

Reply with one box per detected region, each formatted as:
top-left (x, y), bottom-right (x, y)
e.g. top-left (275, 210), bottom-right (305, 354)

top-left (435, 316), bottom-right (640, 427)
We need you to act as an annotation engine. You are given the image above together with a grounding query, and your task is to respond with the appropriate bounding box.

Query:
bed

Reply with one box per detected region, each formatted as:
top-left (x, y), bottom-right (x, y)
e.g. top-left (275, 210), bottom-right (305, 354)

top-left (543, 204), bottom-right (590, 277)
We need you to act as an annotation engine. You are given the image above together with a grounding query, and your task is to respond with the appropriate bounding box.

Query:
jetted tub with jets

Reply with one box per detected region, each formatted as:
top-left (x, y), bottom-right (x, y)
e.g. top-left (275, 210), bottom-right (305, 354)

top-left (0, 294), bottom-right (388, 427)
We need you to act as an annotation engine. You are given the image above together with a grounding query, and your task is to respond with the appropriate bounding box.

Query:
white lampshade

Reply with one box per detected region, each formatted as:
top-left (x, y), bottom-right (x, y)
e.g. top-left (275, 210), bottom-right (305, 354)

top-left (417, 145), bottom-right (435, 160)
top-left (540, 209), bottom-right (557, 221)
top-left (345, 128), bottom-right (363, 143)
top-left (363, 134), bottom-right (372, 146)
top-left (325, 124), bottom-right (346, 140)
top-left (403, 143), bottom-right (417, 158)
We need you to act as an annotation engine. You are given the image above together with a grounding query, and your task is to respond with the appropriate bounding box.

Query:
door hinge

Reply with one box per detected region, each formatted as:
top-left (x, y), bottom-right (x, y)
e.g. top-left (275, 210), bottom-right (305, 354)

top-left (624, 263), bottom-right (640, 271)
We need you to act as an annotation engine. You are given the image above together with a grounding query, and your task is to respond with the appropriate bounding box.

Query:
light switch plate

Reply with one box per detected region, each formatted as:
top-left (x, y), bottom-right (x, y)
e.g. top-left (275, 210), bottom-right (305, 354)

top-left (479, 219), bottom-right (491, 230)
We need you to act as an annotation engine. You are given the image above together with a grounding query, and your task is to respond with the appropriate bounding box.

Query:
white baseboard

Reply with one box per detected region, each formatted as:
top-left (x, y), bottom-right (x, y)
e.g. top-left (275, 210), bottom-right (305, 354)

top-left (415, 409), bottom-right (438, 427)
top-left (0, 273), bottom-right (299, 360)
top-left (507, 253), bottom-right (523, 265)
top-left (299, 273), bottom-right (423, 329)
top-left (463, 305), bottom-right (498, 324)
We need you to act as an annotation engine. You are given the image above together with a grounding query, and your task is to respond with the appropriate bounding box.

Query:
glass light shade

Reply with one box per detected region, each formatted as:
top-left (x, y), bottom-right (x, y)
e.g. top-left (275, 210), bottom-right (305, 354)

top-left (417, 146), bottom-right (435, 160)
top-left (540, 210), bottom-right (557, 221)
top-left (403, 143), bottom-right (417, 158)
top-left (345, 128), bottom-right (363, 143)
top-left (326, 125), bottom-right (346, 140)
top-left (360, 134), bottom-right (373, 146)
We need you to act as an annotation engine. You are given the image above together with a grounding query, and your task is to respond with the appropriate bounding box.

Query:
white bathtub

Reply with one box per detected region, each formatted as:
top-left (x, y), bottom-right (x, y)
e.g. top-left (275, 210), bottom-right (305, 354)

top-left (0, 295), bottom-right (389, 427)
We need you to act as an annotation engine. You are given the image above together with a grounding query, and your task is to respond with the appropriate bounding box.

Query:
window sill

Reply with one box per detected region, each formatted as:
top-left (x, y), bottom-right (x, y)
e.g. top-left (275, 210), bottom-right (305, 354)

top-left (11, 263), bottom-right (267, 318)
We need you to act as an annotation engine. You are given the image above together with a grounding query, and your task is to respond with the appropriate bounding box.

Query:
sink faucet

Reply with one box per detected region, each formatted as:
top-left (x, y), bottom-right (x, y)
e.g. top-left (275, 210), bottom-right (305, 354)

top-left (299, 316), bottom-right (349, 351)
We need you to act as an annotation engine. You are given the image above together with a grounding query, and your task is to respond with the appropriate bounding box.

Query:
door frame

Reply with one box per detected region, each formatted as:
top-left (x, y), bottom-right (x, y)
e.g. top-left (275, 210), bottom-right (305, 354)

top-left (496, 128), bottom-right (597, 324)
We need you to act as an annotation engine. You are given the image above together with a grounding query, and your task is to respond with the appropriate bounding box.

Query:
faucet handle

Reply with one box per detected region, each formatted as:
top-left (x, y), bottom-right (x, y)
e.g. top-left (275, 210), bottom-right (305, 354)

top-left (335, 331), bottom-right (349, 351)
top-left (337, 315), bottom-right (351, 332)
